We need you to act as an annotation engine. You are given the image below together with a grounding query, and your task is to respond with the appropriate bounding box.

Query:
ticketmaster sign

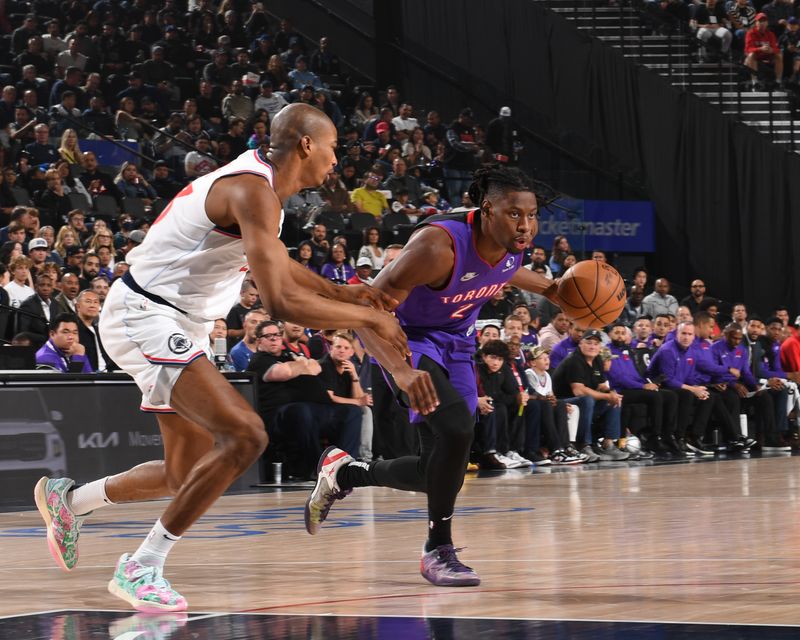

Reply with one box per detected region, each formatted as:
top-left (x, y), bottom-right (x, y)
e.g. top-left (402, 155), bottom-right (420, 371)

top-left (537, 199), bottom-right (655, 253)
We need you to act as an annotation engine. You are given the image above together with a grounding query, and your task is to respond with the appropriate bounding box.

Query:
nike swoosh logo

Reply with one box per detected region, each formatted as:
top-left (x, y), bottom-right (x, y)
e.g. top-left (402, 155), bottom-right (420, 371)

top-left (460, 272), bottom-right (478, 282)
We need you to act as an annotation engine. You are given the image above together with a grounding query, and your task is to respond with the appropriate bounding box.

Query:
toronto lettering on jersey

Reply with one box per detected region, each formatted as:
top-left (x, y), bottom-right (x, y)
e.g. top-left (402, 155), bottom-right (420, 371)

top-left (440, 282), bottom-right (506, 305)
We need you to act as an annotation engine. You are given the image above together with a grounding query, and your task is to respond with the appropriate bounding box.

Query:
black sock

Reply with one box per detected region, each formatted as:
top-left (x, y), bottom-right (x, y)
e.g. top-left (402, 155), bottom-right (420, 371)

top-left (336, 459), bottom-right (379, 490)
top-left (425, 516), bottom-right (453, 551)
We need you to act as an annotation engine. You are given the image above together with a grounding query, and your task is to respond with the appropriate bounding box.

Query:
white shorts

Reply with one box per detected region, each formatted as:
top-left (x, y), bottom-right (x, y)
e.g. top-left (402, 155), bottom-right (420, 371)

top-left (99, 279), bottom-right (212, 412)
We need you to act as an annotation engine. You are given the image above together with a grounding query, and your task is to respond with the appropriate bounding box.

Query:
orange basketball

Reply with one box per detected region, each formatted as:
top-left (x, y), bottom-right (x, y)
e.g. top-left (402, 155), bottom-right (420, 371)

top-left (556, 260), bottom-right (627, 329)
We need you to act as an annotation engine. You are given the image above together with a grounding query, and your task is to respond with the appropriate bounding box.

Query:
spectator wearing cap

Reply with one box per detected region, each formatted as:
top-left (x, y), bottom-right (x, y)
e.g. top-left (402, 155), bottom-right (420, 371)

top-left (150, 161), bottom-right (181, 201)
top-left (280, 35), bottom-right (306, 70)
top-left (119, 24), bottom-right (150, 70)
top-left (27, 237), bottom-right (50, 272)
top-left (350, 170), bottom-right (389, 218)
top-left (140, 44), bottom-right (176, 87)
top-left (251, 34), bottom-right (277, 68)
top-left (745, 12), bottom-right (783, 86)
top-left (552, 329), bottom-right (629, 461)
top-left (160, 25), bottom-right (195, 73)
top-left (288, 56), bottom-right (323, 91)
top-left (185, 134), bottom-right (219, 179)
top-left (779, 17), bottom-right (800, 83)
top-left (116, 71), bottom-right (162, 115)
top-left (443, 108), bottom-right (480, 202)
top-left (254, 81), bottom-right (289, 120)
top-left (486, 106), bottom-right (522, 165)
top-left (203, 50), bottom-right (236, 89)
top-left (222, 80), bottom-right (255, 123)
top-left (348, 257), bottom-right (375, 285)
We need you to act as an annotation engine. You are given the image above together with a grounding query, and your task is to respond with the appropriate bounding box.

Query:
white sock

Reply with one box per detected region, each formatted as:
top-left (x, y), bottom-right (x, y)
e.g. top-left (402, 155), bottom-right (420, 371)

top-left (68, 477), bottom-right (114, 516)
top-left (131, 520), bottom-right (181, 569)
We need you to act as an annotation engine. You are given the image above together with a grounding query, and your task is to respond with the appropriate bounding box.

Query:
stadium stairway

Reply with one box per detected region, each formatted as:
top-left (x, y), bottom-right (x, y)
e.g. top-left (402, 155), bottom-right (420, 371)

top-left (541, 0), bottom-right (800, 152)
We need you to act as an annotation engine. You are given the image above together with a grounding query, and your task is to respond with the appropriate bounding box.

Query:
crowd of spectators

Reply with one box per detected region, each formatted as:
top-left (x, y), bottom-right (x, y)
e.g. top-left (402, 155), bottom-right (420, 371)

top-left (1, 2), bottom-right (798, 480)
top-left (640, 0), bottom-right (800, 88)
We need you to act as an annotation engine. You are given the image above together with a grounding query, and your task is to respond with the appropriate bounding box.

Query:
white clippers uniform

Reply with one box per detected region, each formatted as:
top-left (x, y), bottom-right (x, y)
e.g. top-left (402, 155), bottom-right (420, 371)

top-left (99, 149), bottom-right (282, 412)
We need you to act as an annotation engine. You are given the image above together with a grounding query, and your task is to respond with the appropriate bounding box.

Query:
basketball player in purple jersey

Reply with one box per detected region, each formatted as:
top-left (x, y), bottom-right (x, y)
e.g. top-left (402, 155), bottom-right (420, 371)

top-left (305, 166), bottom-right (561, 586)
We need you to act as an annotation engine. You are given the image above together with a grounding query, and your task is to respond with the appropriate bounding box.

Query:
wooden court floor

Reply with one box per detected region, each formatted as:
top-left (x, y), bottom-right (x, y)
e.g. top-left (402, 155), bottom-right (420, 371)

top-left (2, 454), bottom-right (800, 631)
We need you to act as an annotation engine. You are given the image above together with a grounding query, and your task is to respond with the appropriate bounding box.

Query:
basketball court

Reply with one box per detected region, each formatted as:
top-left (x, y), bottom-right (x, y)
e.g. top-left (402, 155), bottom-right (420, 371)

top-left (2, 453), bottom-right (799, 638)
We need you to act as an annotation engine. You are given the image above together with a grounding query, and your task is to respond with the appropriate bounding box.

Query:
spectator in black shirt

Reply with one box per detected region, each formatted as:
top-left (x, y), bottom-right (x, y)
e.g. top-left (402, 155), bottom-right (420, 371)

top-left (150, 161), bottom-right (182, 201)
top-left (552, 329), bottom-right (628, 461)
top-left (81, 96), bottom-right (116, 138)
top-left (15, 37), bottom-right (51, 78)
top-left (247, 321), bottom-right (359, 478)
top-left (203, 50), bottom-right (236, 90)
top-left (226, 278), bottom-right (261, 349)
top-left (25, 124), bottom-right (59, 166)
top-left (80, 151), bottom-right (123, 206)
top-left (310, 37), bottom-right (340, 76)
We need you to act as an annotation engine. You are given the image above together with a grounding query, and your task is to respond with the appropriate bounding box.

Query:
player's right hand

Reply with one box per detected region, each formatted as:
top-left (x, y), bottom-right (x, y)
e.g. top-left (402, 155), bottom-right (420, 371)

top-left (394, 368), bottom-right (440, 415)
top-left (372, 310), bottom-right (410, 357)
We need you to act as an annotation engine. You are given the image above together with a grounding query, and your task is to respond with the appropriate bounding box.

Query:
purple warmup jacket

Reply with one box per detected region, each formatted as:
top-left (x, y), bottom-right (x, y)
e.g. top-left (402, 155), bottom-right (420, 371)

top-left (35, 339), bottom-right (91, 373)
top-left (711, 340), bottom-right (758, 388)
top-left (689, 337), bottom-right (730, 385)
top-left (606, 344), bottom-right (647, 390)
top-left (647, 338), bottom-right (697, 389)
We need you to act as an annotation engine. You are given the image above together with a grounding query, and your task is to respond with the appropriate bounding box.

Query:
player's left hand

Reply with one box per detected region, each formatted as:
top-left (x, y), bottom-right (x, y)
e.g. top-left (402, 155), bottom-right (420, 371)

top-left (543, 278), bottom-right (562, 308)
top-left (337, 284), bottom-right (400, 312)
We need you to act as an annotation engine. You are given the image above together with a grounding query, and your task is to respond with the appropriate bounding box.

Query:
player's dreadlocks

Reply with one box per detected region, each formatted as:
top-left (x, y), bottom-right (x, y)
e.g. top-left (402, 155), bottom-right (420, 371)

top-left (467, 165), bottom-right (557, 209)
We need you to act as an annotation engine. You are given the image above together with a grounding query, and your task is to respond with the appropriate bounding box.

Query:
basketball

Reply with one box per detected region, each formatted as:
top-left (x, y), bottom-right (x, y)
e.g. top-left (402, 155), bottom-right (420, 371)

top-left (557, 260), bottom-right (627, 329)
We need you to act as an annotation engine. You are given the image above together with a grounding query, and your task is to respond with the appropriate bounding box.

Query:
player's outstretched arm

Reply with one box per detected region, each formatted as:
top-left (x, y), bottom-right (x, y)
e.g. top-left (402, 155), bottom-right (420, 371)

top-left (286, 258), bottom-right (399, 311)
top-left (509, 268), bottom-right (562, 306)
top-left (211, 174), bottom-right (408, 354)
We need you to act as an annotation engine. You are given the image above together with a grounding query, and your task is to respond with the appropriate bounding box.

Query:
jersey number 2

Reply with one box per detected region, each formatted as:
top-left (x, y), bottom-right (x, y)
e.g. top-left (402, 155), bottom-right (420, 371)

top-left (450, 303), bottom-right (475, 319)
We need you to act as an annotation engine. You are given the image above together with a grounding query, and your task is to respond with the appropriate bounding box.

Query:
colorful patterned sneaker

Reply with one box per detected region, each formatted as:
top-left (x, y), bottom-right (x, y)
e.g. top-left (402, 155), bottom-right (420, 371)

top-left (420, 544), bottom-right (481, 587)
top-left (108, 554), bottom-right (188, 613)
top-left (304, 445), bottom-right (354, 535)
top-left (34, 476), bottom-right (89, 572)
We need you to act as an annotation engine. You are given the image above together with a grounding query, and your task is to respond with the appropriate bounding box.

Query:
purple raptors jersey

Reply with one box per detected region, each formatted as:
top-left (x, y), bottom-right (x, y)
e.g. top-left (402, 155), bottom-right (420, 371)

top-left (395, 211), bottom-right (522, 334)
top-left (392, 211), bottom-right (523, 422)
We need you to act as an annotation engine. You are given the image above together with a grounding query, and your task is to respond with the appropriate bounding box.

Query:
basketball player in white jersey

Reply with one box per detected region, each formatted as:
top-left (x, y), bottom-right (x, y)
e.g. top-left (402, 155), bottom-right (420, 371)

top-left (33, 104), bottom-right (439, 612)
